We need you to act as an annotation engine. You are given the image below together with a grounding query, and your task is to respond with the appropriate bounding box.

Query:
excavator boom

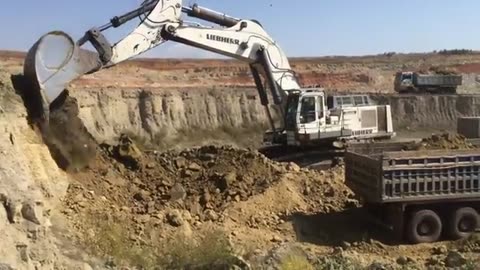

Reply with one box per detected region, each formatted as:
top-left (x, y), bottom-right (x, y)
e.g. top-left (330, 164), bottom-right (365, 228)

top-left (23, 0), bottom-right (299, 124)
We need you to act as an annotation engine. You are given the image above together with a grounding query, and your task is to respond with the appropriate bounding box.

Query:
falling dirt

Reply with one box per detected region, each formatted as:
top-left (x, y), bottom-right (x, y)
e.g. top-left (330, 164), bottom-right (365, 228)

top-left (43, 92), bottom-right (97, 171)
top-left (12, 74), bottom-right (97, 171)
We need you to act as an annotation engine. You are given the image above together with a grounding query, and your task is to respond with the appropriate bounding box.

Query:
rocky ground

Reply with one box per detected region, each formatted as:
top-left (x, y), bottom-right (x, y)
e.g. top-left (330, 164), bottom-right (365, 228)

top-left (61, 135), bottom-right (356, 268)
top-left (56, 134), bottom-right (480, 270)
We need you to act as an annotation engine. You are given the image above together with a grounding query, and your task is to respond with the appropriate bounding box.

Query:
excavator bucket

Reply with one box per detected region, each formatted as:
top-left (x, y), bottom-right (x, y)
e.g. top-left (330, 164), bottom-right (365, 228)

top-left (21, 0), bottom-right (184, 120)
top-left (23, 31), bottom-right (101, 120)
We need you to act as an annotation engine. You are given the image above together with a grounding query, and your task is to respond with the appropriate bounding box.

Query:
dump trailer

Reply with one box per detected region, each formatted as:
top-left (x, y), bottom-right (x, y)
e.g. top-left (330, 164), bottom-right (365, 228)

top-left (394, 71), bottom-right (462, 94)
top-left (345, 147), bottom-right (480, 244)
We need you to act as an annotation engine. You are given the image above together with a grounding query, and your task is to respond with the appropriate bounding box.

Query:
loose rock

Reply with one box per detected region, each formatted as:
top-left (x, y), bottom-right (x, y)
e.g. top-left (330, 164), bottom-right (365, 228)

top-left (188, 162), bottom-right (202, 171)
top-left (133, 190), bottom-right (150, 202)
top-left (271, 235), bottom-right (282, 243)
top-left (21, 202), bottom-right (41, 225)
top-left (166, 210), bottom-right (184, 227)
top-left (4, 199), bottom-right (21, 223)
top-left (445, 251), bottom-right (467, 268)
top-left (432, 245), bottom-right (448, 255)
top-left (341, 241), bottom-right (351, 250)
top-left (217, 172), bottom-right (236, 191)
top-left (368, 262), bottom-right (387, 270)
top-left (169, 183), bottom-right (187, 201)
top-left (396, 256), bottom-right (413, 265)
top-left (174, 157), bottom-right (187, 168)
top-left (205, 209), bottom-right (219, 221)
top-left (286, 162), bottom-right (300, 172)
top-left (146, 162), bottom-right (156, 169)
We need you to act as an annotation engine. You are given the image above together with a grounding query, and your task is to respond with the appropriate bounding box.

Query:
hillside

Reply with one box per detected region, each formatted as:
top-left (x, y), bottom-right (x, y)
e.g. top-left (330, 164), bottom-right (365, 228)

top-left (2, 50), bottom-right (480, 93)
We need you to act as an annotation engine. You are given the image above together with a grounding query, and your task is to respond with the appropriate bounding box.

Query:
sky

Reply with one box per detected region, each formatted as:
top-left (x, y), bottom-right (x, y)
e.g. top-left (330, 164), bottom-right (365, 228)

top-left (1, 0), bottom-right (479, 58)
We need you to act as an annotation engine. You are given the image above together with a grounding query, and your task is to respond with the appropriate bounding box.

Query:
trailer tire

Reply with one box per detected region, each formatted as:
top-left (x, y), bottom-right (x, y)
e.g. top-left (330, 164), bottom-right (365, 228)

top-left (406, 209), bottom-right (442, 244)
top-left (447, 207), bottom-right (479, 240)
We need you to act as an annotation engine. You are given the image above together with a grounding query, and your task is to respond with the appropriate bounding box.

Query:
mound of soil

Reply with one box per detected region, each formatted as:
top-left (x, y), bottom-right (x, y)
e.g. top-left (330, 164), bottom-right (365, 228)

top-left (66, 135), bottom-right (354, 222)
top-left (59, 134), bottom-right (361, 268)
top-left (417, 133), bottom-right (474, 150)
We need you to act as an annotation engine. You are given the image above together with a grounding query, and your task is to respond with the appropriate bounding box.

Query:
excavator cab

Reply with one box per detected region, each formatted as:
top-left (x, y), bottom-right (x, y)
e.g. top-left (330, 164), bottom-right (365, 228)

top-left (283, 90), bottom-right (395, 147)
top-left (283, 89), bottom-right (328, 146)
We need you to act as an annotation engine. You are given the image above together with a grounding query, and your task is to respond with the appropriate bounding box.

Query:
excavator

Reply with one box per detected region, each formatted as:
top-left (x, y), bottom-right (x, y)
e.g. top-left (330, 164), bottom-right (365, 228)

top-left (22, 0), bottom-right (395, 147)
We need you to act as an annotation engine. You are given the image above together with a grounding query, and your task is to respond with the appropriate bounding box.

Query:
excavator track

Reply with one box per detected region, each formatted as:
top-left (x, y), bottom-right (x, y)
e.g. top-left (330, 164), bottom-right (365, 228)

top-left (258, 140), bottom-right (413, 169)
top-left (258, 144), bottom-right (343, 170)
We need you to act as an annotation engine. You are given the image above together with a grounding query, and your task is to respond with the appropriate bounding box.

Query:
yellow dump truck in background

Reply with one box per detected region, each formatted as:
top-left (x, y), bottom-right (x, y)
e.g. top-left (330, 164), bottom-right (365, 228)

top-left (394, 71), bottom-right (462, 94)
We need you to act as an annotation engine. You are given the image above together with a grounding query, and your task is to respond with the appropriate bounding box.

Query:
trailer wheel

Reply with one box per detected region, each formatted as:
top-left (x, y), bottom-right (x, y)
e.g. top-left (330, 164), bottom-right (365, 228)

top-left (447, 207), bottom-right (479, 240)
top-left (406, 209), bottom-right (442, 244)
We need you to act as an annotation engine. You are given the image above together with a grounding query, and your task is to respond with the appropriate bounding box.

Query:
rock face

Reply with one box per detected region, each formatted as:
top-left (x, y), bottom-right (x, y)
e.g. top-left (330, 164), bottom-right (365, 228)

top-left (0, 78), bottom-right (89, 269)
top-left (71, 88), bottom-right (275, 143)
top-left (69, 87), bottom-right (480, 146)
top-left (373, 94), bottom-right (480, 130)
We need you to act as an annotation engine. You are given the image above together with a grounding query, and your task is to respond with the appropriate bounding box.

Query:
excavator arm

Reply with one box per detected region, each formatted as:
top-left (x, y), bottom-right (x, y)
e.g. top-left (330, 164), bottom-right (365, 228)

top-left (24, 0), bottom-right (183, 119)
top-left (160, 17), bottom-right (300, 130)
top-left (23, 0), bottom-right (301, 134)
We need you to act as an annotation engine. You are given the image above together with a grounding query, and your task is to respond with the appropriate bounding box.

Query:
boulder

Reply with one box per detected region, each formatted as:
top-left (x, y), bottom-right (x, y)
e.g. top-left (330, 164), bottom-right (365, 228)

top-left (174, 157), bottom-right (187, 168)
top-left (188, 162), bottom-right (202, 172)
top-left (169, 183), bottom-right (187, 201)
top-left (445, 251), bottom-right (467, 268)
top-left (21, 202), bottom-right (42, 225)
top-left (216, 172), bottom-right (236, 191)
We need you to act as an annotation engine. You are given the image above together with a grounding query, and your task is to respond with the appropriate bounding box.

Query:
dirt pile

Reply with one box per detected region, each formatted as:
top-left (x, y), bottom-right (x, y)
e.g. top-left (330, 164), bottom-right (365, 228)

top-left (58, 134), bottom-right (480, 269)
top-left (418, 66), bottom-right (458, 75)
top-left (67, 134), bottom-right (354, 221)
top-left (417, 133), bottom-right (475, 150)
top-left (60, 135), bottom-right (356, 268)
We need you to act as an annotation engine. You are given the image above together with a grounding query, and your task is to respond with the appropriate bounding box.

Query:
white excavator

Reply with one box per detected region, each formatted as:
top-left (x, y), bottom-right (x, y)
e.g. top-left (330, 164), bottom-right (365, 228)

top-left (23, 0), bottom-right (395, 147)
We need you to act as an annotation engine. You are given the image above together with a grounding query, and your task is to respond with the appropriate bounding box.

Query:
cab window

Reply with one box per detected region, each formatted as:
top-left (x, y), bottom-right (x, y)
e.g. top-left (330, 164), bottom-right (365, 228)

top-left (300, 96), bottom-right (316, 123)
top-left (402, 73), bottom-right (413, 80)
top-left (341, 96), bottom-right (353, 106)
top-left (353, 96), bottom-right (364, 105)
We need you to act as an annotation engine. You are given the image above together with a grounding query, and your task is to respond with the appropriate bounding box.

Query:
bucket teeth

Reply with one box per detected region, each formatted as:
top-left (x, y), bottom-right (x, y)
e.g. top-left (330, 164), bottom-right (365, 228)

top-left (22, 31), bottom-right (102, 120)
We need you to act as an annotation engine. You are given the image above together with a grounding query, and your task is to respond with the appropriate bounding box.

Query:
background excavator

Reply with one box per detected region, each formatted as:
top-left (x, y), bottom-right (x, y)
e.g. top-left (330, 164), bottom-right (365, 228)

top-left (22, 0), bottom-right (395, 147)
